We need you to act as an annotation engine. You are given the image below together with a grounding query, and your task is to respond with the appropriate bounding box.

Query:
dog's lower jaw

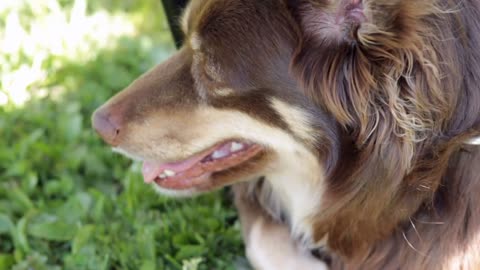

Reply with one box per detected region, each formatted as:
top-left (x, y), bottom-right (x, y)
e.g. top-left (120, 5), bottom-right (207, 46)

top-left (152, 185), bottom-right (198, 198)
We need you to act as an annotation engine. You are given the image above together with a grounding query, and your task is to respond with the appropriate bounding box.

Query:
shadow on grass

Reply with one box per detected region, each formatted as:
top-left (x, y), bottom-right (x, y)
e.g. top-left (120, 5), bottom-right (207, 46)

top-left (0, 35), bottom-right (249, 270)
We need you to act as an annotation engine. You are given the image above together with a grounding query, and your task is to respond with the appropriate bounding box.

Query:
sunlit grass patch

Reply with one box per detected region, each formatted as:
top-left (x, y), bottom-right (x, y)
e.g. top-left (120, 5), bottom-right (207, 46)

top-left (0, 0), bottom-right (173, 107)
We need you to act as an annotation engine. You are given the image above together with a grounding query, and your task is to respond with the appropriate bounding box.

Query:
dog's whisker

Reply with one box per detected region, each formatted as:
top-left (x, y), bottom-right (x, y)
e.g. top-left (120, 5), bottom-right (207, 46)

top-left (402, 232), bottom-right (428, 257)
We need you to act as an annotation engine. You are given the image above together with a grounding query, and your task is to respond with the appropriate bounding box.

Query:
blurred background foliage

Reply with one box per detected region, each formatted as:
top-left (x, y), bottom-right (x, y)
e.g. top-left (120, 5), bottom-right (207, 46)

top-left (0, 0), bottom-right (246, 269)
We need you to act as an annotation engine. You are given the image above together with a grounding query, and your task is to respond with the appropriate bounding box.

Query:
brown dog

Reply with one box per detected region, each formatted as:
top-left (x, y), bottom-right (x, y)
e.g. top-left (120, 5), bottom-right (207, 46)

top-left (93, 0), bottom-right (480, 269)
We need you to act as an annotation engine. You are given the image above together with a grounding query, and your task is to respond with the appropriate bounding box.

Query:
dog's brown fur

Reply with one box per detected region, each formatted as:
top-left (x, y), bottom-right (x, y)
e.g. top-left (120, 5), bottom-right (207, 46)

top-left (93, 0), bottom-right (480, 269)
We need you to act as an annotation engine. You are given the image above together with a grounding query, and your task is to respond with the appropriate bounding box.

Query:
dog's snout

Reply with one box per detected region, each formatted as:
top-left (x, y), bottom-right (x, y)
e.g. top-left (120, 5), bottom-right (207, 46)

top-left (92, 108), bottom-right (122, 146)
top-left (91, 48), bottom-right (196, 147)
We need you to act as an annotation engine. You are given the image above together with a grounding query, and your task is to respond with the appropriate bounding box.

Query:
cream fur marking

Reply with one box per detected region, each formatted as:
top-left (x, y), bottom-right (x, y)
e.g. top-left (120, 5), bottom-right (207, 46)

top-left (213, 88), bottom-right (234, 96)
top-left (112, 147), bottom-right (143, 161)
top-left (263, 146), bottom-right (324, 245)
top-left (152, 185), bottom-right (199, 198)
top-left (181, 3), bottom-right (193, 34)
top-left (190, 32), bottom-right (202, 51)
top-left (466, 136), bottom-right (480, 145)
top-left (247, 218), bottom-right (329, 270)
top-left (270, 98), bottom-right (318, 145)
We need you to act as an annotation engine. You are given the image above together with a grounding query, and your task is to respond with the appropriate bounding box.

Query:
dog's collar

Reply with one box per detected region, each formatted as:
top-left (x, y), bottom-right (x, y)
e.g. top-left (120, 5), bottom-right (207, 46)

top-left (465, 136), bottom-right (480, 145)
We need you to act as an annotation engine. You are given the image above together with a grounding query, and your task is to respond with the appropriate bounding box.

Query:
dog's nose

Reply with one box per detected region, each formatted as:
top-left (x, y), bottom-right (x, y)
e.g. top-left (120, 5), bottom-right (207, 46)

top-left (92, 109), bottom-right (122, 146)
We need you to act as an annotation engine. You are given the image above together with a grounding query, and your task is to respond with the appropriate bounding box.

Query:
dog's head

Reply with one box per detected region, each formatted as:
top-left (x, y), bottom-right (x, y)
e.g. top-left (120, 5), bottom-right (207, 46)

top-left (93, 0), bottom-right (476, 260)
top-left (92, 0), bottom-right (338, 223)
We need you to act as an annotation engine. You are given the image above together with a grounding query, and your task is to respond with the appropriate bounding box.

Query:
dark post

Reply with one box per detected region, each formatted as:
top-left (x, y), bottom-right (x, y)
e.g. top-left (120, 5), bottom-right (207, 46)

top-left (161, 0), bottom-right (189, 48)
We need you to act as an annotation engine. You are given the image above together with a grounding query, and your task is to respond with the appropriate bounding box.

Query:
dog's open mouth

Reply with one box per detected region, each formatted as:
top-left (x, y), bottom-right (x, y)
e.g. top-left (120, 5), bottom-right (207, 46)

top-left (141, 141), bottom-right (264, 190)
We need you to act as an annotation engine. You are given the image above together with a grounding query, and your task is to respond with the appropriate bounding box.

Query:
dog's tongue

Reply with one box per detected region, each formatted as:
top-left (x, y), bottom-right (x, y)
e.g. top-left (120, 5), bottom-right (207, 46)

top-left (141, 142), bottom-right (236, 184)
top-left (142, 153), bottom-right (206, 184)
top-left (140, 141), bottom-right (261, 188)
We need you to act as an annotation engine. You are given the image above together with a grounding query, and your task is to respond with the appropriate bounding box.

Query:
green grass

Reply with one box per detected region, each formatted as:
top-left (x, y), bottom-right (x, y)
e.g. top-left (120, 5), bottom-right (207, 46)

top-left (0, 1), bottom-right (247, 269)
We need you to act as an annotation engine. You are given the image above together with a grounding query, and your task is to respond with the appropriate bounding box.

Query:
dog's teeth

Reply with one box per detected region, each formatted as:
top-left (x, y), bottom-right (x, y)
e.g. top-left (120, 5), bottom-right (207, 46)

top-left (212, 150), bottom-right (229, 159)
top-left (159, 173), bottom-right (168, 179)
top-left (164, 170), bottom-right (176, 177)
top-left (230, 142), bottom-right (244, 152)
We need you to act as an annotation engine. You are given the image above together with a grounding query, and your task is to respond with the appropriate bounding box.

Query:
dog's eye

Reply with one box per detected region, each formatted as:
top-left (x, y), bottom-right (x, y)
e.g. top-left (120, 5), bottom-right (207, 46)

top-left (192, 52), bottom-right (228, 94)
top-left (198, 54), bottom-right (224, 85)
top-left (202, 58), bottom-right (222, 83)
top-left (198, 53), bottom-right (221, 82)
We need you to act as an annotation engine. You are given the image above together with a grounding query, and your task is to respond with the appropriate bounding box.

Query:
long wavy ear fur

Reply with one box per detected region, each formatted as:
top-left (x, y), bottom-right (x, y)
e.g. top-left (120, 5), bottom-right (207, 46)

top-left (288, 0), bottom-right (468, 258)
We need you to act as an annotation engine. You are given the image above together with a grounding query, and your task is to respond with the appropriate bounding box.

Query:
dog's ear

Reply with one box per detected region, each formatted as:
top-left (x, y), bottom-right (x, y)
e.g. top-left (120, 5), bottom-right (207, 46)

top-left (287, 0), bottom-right (460, 258)
top-left (287, 0), bottom-right (451, 135)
